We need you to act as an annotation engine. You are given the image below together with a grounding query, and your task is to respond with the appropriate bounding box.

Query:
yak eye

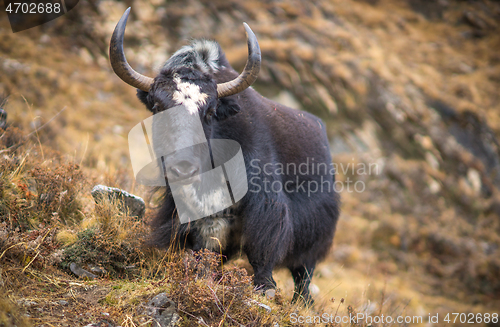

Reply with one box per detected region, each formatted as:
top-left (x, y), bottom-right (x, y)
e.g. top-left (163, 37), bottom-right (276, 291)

top-left (204, 107), bottom-right (216, 123)
top-left (207, 109), bottom-right (215, 118)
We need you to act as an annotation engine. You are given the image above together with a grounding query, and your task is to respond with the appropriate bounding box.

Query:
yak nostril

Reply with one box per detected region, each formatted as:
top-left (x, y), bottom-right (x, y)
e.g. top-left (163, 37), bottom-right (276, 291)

top-left (169, 161), bottom-right (199, 179)
top-left (186, 166), bottom-right (198, 176)
top-left (170, 166), bottom-right (182, 178)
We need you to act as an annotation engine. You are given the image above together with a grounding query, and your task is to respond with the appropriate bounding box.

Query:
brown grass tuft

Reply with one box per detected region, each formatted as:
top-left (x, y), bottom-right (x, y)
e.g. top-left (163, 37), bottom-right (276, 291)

top-left (0, 293), bottom-right (31, 327)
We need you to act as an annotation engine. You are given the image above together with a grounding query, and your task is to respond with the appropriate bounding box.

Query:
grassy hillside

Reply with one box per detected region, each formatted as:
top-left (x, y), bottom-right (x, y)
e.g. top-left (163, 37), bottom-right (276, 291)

top-left (1, 0), bottom-right (499, 326)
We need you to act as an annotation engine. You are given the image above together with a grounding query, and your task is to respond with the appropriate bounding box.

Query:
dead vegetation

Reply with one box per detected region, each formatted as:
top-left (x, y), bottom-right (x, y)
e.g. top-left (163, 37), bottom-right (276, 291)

top-left (0, 293), bottom-right (30, 327)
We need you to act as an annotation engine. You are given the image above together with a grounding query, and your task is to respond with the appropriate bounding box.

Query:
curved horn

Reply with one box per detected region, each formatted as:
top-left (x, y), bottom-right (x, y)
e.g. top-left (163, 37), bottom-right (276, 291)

top-left (217, 23), bottom-right (261, 98)
top-left (109, 8), bottom-right (154, 92)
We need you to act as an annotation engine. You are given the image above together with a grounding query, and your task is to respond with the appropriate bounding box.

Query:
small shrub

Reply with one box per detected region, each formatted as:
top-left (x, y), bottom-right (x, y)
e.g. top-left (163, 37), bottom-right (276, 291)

top-left (60, 197), bottom-right (147, 278)
top-left (0, 127), bottom-right (85, 231)
top-left (30, 163), bottom-right (84, 226)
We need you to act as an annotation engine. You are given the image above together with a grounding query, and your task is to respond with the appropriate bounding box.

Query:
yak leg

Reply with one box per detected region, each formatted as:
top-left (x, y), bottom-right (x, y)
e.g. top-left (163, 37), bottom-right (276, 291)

top-left (250, 261), bottom-right (276, 291)
top-left (243, 196), bottom-right (293, 294)
top-left (246, 251), bottom-right (277, 291)
top-left (290, 264), bottom-right (315, 305)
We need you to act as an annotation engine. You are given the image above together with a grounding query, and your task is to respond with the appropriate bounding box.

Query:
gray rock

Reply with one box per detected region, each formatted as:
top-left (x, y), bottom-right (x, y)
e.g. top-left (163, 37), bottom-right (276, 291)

top-left (70, 262), bottom-right (98, 280)
top-left (88, 265), bottom-right (107, 276)
top-left (265, 289), bottom-right (275, 301)
top-left (82, 321), bottom-right (115, 327)
top-left (91, 185), bottom-right (146, 219)
top-left (256, 302), bottom-right (272, 313)
top-left (18, 300), bottom-right (38, 307)
top-left (58, 300), bottom-right (69, 306)
top-left (309, 283), bottom-right (320, 296)
top-left (0, 108), bottom-right (7, 129)
top-left (142, 293), bottom-right (179, 327)
top-left (246, 299), bottom-right (272, 313)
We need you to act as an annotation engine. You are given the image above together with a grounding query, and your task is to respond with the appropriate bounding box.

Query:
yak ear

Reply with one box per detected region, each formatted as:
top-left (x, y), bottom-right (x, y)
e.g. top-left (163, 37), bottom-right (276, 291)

top-left (215, 97), bottom-right (241, 121)
top-left (137, 89), bottom-right (155, 112)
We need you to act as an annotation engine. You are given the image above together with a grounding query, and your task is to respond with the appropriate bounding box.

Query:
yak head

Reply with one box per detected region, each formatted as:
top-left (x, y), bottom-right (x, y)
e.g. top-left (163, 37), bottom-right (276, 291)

top-left (109, 8), bottom-right (260, 185)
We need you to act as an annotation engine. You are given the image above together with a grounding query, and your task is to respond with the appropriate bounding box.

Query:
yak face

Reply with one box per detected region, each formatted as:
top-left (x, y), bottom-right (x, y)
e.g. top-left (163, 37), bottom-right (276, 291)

top-left (136, 68), bottom-right (216, 185)
top-left (135, 43), bottom-right (241, 184)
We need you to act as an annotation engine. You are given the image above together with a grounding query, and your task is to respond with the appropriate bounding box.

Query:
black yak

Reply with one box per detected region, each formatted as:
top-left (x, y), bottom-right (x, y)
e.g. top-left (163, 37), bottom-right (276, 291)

top-left (109, 8), bottom-right (340, 303)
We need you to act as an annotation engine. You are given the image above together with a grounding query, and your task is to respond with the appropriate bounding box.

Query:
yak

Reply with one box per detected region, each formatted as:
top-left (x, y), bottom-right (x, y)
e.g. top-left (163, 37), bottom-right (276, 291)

top-left (109, 8), bottom-right (340, 303)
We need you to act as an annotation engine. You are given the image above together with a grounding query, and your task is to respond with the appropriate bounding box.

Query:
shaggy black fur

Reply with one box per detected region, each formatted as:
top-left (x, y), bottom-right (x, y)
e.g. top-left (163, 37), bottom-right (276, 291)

top-left (137, 41), bottom-right (340, 303)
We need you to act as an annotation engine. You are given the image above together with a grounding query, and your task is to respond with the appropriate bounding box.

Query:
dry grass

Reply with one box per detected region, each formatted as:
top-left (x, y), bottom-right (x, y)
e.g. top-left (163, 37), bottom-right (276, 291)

top-left (0, 293), bottom-right (30, 327)
top-left (0, 127), bottom-right (85, 231)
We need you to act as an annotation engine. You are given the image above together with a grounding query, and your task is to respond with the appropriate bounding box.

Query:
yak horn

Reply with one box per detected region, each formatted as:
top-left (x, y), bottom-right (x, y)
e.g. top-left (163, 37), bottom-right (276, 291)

top-left (109, 8), bottom-right (154, 92)
top-left (217, 23), bottom-right (261, 98)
